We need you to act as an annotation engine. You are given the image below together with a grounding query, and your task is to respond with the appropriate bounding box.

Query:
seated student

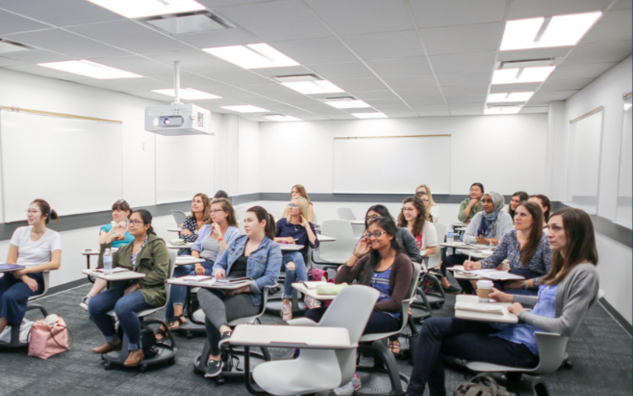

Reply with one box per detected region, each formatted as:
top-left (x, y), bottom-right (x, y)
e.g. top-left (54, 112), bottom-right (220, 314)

top-left (458, 183), bottom-right (484, 223)
top-left (463, 201), bottom-right (551, 295)
top-left (508, 191), bottom-right (529, 223)
top-left (198, 206), bottom-right (282, 378)
top-left (89, 209), bottom-right (170, 366)
top-left (80, 199), bottom-right (133, 311)
top-left (364, 205), bottom-right (422, 264)
top-left (274, 196), bottom-right (319, 321)
top-left (415, 184), bottom-right (440, 223)
top-left (529, 194), bottom-right (551, 230)
top-left (397, 197), bottom-right (438, 261)
top-left (0, 199), bottom-right (61, 337)
top-left (282, 184), bottom-right (315, 223)
top-left (159, 198), bottom-right (240, 335)
top-left (214, 190), bottom-right (229, 199)
top-left (406, 208), bottom-right (600, 396)
top-left (437, 192), bottom-right (513, 293)
top-left (178, 193), bottom-right (212, 254)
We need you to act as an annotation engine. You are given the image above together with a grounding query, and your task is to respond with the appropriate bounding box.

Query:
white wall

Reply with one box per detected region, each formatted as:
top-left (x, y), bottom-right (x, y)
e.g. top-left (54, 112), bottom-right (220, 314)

top-left (259, 114), bottom-right (548, 196)
top-left (238, 118), bottom-right (261, 195)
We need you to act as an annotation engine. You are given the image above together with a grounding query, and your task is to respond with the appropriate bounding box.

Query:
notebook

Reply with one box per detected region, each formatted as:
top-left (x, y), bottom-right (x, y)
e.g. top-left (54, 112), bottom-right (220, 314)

top-left (0, 264), bottom-right (25, 272)
top-left (454, 302), bottom-right (504, 315)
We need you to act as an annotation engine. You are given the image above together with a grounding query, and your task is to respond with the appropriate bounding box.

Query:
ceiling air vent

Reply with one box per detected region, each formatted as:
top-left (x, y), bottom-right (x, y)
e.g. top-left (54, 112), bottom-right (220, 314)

top-left (498, 58), bottom-right (556, 69)
top-left (273, 74), bottom-right (321, 83)
top-left (143, 11), bottom-right (234, 35)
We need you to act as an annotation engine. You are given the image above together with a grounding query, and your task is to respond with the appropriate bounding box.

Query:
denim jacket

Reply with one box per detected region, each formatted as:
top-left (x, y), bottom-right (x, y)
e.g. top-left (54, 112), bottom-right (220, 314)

top-left (212, 235), bottom-right (282, 306)
top-left (192, 225), bottom-right (240, 254)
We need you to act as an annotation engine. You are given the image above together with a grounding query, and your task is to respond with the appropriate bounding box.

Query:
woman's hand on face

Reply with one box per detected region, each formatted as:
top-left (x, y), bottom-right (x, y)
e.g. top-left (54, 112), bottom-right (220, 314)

top-left (211, 223), bottom-right (222, 238)
top-left (354, 237), bottom-right (371, 258)
top-left (469, 198), bottom-right (480, 207)
top-left (507, 302), bottom-right (524, 316)
top-left (180, 229), bottom-right (193, 236)
top-left (214, 269), bottom-right (225, 279)
top-left (463, 260), bottom-right (481, 271)
top-left (194, 263), bottom-right (205, 275)
top-left (489, 287), bottom-right (512, 303)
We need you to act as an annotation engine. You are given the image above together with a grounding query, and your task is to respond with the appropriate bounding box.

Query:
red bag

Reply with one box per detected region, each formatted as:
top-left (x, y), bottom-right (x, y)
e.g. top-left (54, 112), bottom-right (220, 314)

top-left (28, 315), bottom-right (73, 360)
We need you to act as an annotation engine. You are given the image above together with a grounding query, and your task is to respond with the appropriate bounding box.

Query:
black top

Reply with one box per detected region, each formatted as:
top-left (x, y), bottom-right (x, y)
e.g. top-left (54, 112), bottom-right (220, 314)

top-left (228, 254), bottom-right (248, 278)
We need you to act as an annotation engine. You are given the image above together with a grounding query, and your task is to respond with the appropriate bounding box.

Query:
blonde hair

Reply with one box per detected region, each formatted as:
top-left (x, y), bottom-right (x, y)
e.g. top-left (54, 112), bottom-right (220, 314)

top-left (189, 193), bottom-right (212, 224)
top-left (416, 184), bottom-right (435, 212)
top-left (291, 184), bottom-right (312, 205)
top-left (287, 196), bottom-right (310, 223)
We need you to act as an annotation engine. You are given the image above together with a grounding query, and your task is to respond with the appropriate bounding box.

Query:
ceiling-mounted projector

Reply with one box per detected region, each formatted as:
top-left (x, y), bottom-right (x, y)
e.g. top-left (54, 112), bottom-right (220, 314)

top-left (145, 103), bottom-right (212, 136)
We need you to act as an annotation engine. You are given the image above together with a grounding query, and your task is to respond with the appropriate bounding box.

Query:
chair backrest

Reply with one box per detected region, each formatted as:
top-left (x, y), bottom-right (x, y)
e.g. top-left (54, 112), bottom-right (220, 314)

top-left (28, 271), bottom-right (50, 301)
top-left (337, 207), bottom-right (356, 221)
top-left (533, 332), bottom-right (569, 374)
top-left (163, 250), bottom-right (178, 308)
top-left (427, 223), bottom-right (446, 270)
top-left (319, 220), bottom-right (358, 262)
top-left (235, 206), bottom-right (248, 222)
top-left (408, 262), bottom-right (422, 299)
top-left (171, 210), bottom-right (187, 227)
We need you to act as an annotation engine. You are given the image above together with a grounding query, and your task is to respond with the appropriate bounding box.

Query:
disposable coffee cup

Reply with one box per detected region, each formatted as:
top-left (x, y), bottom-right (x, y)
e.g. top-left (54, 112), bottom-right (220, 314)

top-left (477, 280), bottom-right (494, 302)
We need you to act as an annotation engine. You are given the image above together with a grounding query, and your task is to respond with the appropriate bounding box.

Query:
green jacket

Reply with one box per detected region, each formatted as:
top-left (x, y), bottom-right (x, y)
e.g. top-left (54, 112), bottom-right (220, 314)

top-left (458, 198), bottom-right (483, 223)
top-left (98, 234), bottom-right (170, 307)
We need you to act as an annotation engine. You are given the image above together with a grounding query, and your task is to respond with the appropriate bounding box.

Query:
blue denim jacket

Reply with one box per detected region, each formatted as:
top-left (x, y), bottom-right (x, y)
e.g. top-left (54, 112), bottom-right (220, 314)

top-left (192, 225), bottom-right (240, 254)
top-left (212, 235), bottom-right (282, 306)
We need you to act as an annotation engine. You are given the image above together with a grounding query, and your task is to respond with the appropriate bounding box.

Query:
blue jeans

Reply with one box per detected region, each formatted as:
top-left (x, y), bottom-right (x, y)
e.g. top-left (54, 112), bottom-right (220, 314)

top-left (88, 283), bottom-right (155, 351)
top-left (0, 272), bottom-right (44, 326)
top-left (282, 251), bottom-right (308, 299)
top-left (164, 259), bottom-right (214, 321)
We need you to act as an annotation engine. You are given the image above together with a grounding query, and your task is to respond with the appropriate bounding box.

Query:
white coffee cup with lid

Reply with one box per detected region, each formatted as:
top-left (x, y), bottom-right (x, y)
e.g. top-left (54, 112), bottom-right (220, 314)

top-left (476, 280), bottom-right (494, 302)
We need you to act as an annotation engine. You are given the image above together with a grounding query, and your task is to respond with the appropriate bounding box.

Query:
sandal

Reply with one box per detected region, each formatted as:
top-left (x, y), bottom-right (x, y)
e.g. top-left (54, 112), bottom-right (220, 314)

top-left (155, 325), bottom-right (168, 341)
top-left (168, 315), bottom-right (187, 330)
top-left (389, 339), bottom-right (401, 355)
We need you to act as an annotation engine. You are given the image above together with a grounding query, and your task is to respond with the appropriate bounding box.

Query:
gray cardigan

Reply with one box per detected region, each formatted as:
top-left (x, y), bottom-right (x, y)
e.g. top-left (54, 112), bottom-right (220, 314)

top-left (513, 263), bottom-right (599, 337)
top-left (463, 211), bottom-right (514, 245)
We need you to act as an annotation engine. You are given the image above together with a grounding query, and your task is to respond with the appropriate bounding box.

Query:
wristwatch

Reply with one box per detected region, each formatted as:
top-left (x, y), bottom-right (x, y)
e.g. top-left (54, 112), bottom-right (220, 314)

top-left (523, 280), bottom-right (529, 289)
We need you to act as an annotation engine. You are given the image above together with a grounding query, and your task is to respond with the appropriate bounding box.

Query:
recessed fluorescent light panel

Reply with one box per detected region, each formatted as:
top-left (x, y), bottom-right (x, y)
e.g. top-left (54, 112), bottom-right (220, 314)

top-left (86, 0), bottom-right (206, 18)
top-left (203, 43), bottom-right (299, 69)
top-left (264, 114), bottom-right (301, 122)
top-left (487, 92), bottom-right (534, 103)
top-left (492, 66), bottom-right (556, 84)
top-left (324, 99), bottom-right (371, 109)
top-left (144, 11), bottom-right (233, 35)
top-left (38, 60), bottom-right (142, 79)
top-left (282, 80), bottom-right (344, 95)
top-left (220, 105), bottom-right (269, 113)
top-left (152, 88), bottom-right (221, 100)
top-left (484, 106), bottom-right (522, 115)
top-left (352, 112), bottom-right (388, 119)
top-left (500, 11), bottom-right (602, 51)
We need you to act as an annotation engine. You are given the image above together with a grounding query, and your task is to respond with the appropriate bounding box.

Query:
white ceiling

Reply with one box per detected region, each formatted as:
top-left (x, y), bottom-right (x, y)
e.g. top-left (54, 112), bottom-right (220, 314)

top-left (0, 0), bottom-right (630, 122)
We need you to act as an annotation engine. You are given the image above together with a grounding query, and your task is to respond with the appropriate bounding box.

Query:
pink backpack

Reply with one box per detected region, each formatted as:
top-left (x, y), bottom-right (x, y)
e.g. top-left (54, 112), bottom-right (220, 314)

top-left (28, 315), bottom-right (73, 360)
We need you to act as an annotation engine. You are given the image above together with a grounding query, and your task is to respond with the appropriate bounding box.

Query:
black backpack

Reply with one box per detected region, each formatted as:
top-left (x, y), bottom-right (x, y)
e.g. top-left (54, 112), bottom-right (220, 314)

top-left (454, 374), bottom-right (510, 396)
top-left (141, 328), bottom-right (159, 358)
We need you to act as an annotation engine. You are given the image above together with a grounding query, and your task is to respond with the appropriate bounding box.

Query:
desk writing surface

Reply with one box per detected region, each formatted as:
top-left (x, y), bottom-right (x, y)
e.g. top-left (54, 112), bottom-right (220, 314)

top-left (349, 220), bottom-right (365, 225)
top-left (317, 235), bottom-right (336, 242)
top-left (292, 281), bottom-right (337, 301)
top-left (230, 324), bottom-right (352, 349)
top-left (82, 247), bottom-right (119, 256)
top-left (454, 295), bottom-right (517, 324)
top-left (167, 228), bottom-right (182, 232)
top-left (167, 277), bottom-right (253, 289)
top-left (0, 264), bottom-right (25, 273)
top-left (167, 242), bottom-right (194, 250)
top-left (175, 256), bottom-right (206, 265)
top-left (279, 244), bottom-right (304, 251)
top-left (82, 269), bottom-right (146, 281)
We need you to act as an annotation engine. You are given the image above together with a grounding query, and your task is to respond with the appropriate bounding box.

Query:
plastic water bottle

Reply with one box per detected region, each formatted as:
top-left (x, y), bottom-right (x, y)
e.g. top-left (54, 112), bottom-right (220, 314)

top-left (447, 226), bottom-right (454, 244)
top-left (103, 248), bottom-right (113, 276)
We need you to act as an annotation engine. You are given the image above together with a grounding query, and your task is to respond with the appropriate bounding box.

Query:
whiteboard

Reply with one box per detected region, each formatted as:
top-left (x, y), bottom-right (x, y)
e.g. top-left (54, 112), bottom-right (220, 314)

top-left (155, 134), bottom-right (214, 204)
top-left (615, 102), bottom-right (632, 228)
top-left (332, 135), bottom-right (451, 194)
top-left (0, 111), bottom-right (123, 223)
top-left (566, 111), bottom-right (603, 214)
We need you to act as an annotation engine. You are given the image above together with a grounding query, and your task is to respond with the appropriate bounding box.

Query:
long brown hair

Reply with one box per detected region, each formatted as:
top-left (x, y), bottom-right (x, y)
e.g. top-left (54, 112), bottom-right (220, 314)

top-left (508, 191), bottom-right (528, 219)
top-left (530, 194), bottom-right (551, 222)
top-left (359, 217), bottom-right (404, 285)
top-left (540, 208), bottom-right (598, 285)
top-left (397, 196), bottom-right (426, 237)
top-left (247, 206), bottom-right (276, 240)
top-left (517, 201), bottom-right (543, 266)
top-left (290, 184), bottom-right (312, 205)
top-left (211, 198), bottom-right (238, 227)
top-left (188, 193), bottom-right (212, 224)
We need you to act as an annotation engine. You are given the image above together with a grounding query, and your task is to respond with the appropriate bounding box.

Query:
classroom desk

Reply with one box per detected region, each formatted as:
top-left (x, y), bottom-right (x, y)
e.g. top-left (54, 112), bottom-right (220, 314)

top-left (279, 244), bottom-right (304, 251)
top-left (456, 248), bottom-right (493, 260)
top-left (0, 264), bottom-right (25, 273)
top-left (175, 255), bottom-right (206, 266)
top-left (454, 295), bottom-right (518, 324)
top-left (449, 265), bottom-right (525, 281)
top-left (317, 234), bottom-right (336, 242)
top-left (440, 242), bottom-right (493, 250)
top-left (167, 228), bottom-right (182, 233)
top-left (349, 220), bottom-right (365, 226)
top-left (167, 276), bottom-right (252, 290)
top-left (81, 248), bottom-right (119, 283)
top-left (81, 269), bottom-right (146, 282)
top-left (167, 242), bottom-right (194, 250)
top-left (292, 281), bottom-right (338, 301)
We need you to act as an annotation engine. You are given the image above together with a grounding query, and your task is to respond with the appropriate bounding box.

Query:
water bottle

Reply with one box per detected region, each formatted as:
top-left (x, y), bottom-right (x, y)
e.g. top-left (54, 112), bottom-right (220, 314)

top-left (447, 226), bottom-right (454, 244)
top-left (103, 248), bottom-right (113, 276)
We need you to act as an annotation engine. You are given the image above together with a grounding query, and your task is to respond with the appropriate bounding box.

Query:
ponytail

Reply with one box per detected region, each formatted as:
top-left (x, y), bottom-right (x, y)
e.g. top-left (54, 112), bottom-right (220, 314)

top-left (247, 206), bottom-right (276, 240)
top-left (129, 209), bottom-right (156, 236)
top-left (32, 199), bottom-right (58, 224)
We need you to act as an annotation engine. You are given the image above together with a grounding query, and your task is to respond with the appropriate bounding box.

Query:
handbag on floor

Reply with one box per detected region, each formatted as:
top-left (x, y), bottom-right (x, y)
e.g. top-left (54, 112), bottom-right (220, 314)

top-left (28, 314), bottom-right (73, 360)
top-left (454, 374), bottom-right (510, 396)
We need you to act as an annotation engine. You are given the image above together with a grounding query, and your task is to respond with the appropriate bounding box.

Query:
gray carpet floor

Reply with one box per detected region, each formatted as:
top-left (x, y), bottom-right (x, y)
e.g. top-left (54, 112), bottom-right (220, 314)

top-left (0, 282), bottom-right (630, 396)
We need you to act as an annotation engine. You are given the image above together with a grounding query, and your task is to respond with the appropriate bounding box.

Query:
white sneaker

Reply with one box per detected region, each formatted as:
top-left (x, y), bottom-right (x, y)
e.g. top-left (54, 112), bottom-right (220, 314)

top-left (333, 374), bottom-right (361, 395)
top-left (281, 303), bottom-right (292, 321)
top-left (79, 295), bottom-right (92, 311)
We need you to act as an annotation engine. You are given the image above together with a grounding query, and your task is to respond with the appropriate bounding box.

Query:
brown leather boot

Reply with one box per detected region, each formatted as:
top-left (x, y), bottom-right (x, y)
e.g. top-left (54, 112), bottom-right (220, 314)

top-left (123, 349), bottom-right (145, 366)
top-left (92, 339), bottom-right (122, 354)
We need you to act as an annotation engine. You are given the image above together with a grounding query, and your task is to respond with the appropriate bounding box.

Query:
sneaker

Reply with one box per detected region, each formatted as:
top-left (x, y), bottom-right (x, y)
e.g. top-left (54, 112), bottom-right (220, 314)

top-left (304, 295), bottom-right (321, 309)
top-left (204, 359), bottom-right (223, 378)
top-left (281, 303), bottom-right (292, 321)
top-left (79, 295), bottom-right (92, 311)
top-left (444, 285), bottom-right (461, 294)
top-left (333, 374), bottom-right (362, 395)
top-left (218, 330), bottom-right (232, 351)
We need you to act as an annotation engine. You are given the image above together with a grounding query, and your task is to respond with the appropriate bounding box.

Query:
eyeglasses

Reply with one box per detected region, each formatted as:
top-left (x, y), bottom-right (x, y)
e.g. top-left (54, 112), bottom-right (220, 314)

top-left (25, 209), bottom-right (40, 215)
top-left (402, 207), bottom-right (415, 212)
top-left (127, 220), bottom-right (143, 226)
top-left (287, 203), bottom-right (299, 208)
top-left (210, 209), bottom-right (225, 214)
top-left (364, 214), bottom-right (380, 221)
top-left (364, 231), bottom-right (387, 238)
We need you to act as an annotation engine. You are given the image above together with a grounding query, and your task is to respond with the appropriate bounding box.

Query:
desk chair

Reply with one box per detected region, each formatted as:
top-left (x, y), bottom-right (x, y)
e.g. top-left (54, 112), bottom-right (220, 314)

top-left (102, 250), bottom-right (178, 372)
top-left (193, 284), bottom-right (277, 385)
top-left (253, 285), bottom-right (380, 395)
top-left (170, 210), bottom-right (187, 227)
top-left (311, 220), bottom-right (357, 278)
top-left (337, 207), bottom-right (356, 221)
top-left (0, 270), bottom-right (51, 348)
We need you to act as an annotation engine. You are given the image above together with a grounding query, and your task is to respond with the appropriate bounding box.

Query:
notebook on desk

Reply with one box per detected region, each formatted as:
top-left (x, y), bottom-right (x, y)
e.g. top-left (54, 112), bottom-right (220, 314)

top-left (0, 264), bottom-right (25, 272)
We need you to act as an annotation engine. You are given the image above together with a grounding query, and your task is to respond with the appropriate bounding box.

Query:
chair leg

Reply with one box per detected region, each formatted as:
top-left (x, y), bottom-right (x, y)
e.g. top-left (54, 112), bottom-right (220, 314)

top-left (359, 341), bottom-right (406, 396)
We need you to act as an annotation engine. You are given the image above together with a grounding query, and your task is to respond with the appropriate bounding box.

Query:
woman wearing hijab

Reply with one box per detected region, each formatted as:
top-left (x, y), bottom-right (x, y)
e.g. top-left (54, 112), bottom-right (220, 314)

top-left (433, 192), bottom-right (513, 293)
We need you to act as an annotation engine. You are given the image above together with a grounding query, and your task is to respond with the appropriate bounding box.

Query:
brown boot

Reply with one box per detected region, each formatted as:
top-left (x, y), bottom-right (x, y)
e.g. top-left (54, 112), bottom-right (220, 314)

top-left (123, 349), bottom-right (145, 366)
top-left (92, 339), bottom-right (122, 354)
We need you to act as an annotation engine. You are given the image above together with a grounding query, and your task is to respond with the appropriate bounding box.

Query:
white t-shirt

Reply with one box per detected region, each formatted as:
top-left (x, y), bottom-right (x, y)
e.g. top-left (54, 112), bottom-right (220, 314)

top-left (412, 222), bottom-right (438, 251)
top-left (10, 226), bottom-right (62, 267)
top-left (429, 204), bottom-right (440, 223)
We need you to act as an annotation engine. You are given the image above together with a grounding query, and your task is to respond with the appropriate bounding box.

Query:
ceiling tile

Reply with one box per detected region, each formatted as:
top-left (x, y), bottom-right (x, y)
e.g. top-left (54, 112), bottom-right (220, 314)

top-left (308, 62), bottom-right (374, 79)
top-left (610, 0), bottom-right (633, 10)
top-left (214, 1), bottom-right (332, 42)
top-left (382, 74), bottom-right (437, 90)
top-left (270, 37), bottom-right (357, 64)
top-left (0, 56), bottom-right (26, 67)
top-left (4, 64), bottom-right (88, 81)
top-left (395, 86), bottom-right (443, 98)
top-left (402, 96), bottom-right (446, 105)
top-left (582, 9), bottom-right (633, 43)
top-left (442, 85), bottom-right (488, 96)
top-left (450, 109), bottom-right (483, 115)
top-left (354, 90), bottom-right (401, 100)
top-left (410, 0), bottom-right (506, 29)
top-left (436, 71), bottom-right (491, 87)
top-left (77, 79), bottom-right (141, 93)
top-left (366, 57), bottom-right (432, 77)
top-left (0, 49), bottom-right (75, 63)
top-left (489, 82), bottom-right (541, 93)
top-left (6, 29), bottom-right (128, 59)
top-left (448, 103), bottom-right (484, 111)
top-left (237, 83), bottom-right (297, 96)
top-left (548, 63), bottom-right (617, 81)
top-left (420, 22), bottom-right (503, 55)
top-left (90, 56), bottom-right (174, 75)
top-left (329, 77), bottom-right (389, 92)
top-left (410, 104), bottom-right (448, 111)
top-left (542, 78), bottom-right (595, 91)
top-left (203, 85), bottom-right (261, 99)
top-left (152, 72), bottom-right (228, 88)
top-left (238, 95), bottom-right (285, 105)
top-left (146, 51), bottom-right (243, 74)
top-left (0, 0), bottom-right (123, 26)
top-left (527, 90), bottom-right (579, 104)
top-left (342, 30), bottom-right (425, 60)
top-left (520, 106), bottom-right (548, 114)
top-left (508, 0), bottom-right (613, 19)
top-left (416, 110), bottom-right (450, 116)
top-left (200, 69), bottom-right (272, 85)
top-left (127, 91), bottom-right (172, 102)
top-left (497, 47), bottom-right (569, 61)
top-left (365, 98), bottom-right (407, 107)
top-left (107, 77), bottom-right (172, 91)
top-left (564, 40), bottom-right (632, 65)
top-left (305, 0), bottom-right (413, 35)
top-left (0, 8), bottom-right (50, 34)
top-left (175, 28), bottom-right (261, 49)
top-left (444, 95), bottom-right (486, 104)
top-left (249, 65), bottom-right (314, 78)
top-left (429, 51), bottom-right (496, 74)
top-left (68, 20), bottom-right (191, 54)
